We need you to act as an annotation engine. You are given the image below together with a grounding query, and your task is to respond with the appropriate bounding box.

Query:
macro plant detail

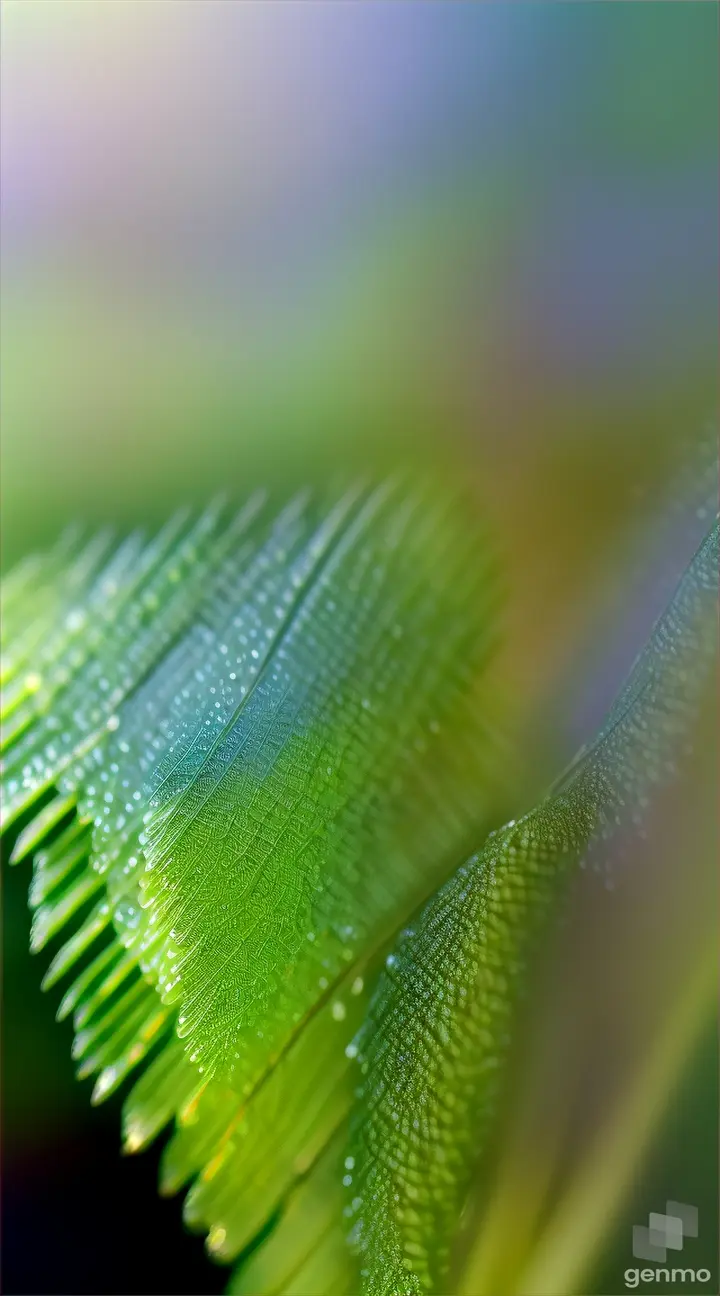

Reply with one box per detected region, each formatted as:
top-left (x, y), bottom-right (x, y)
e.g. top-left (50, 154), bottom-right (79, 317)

top-left (348, 520), bottom-right (717, 1296)
top-left (1, 481), bottom-right (716, 1296)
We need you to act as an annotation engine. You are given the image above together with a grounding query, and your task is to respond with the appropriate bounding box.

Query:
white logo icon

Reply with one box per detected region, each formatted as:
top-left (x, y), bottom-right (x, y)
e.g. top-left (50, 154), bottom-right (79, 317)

top-left (632, 1201), bottom-right (698, 1262)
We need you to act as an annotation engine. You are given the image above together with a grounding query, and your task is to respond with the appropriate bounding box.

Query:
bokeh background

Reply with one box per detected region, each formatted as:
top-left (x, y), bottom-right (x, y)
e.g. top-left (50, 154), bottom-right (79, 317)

top-left (1, 4), bottom-right (717, 1295)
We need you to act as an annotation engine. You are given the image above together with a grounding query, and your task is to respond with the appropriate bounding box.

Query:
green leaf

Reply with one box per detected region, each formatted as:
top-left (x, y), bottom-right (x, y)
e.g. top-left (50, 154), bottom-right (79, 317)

top-left (133, 480), bottom-right (499, 1086)
top-left (348, 519), bottom-right (718, 1295)
top-left (1, 480), bottom-right (503, 1269)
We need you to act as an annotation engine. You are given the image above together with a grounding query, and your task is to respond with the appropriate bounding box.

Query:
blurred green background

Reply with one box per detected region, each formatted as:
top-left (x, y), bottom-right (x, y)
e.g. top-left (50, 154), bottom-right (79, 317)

top-left (1, 4), bottom-right (717, 1294)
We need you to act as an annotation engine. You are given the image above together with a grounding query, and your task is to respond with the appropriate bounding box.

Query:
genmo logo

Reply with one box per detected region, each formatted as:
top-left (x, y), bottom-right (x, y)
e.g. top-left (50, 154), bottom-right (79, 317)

top-left (624, 1266), bottom-right (712, 1289)
top-left (624, 1200), bottom-right (712, 1288)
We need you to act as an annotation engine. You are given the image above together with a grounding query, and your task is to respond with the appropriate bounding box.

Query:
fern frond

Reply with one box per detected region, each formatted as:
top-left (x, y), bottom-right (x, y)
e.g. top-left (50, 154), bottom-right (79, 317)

top-left (1, 480), bottom-right (503, 1273)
